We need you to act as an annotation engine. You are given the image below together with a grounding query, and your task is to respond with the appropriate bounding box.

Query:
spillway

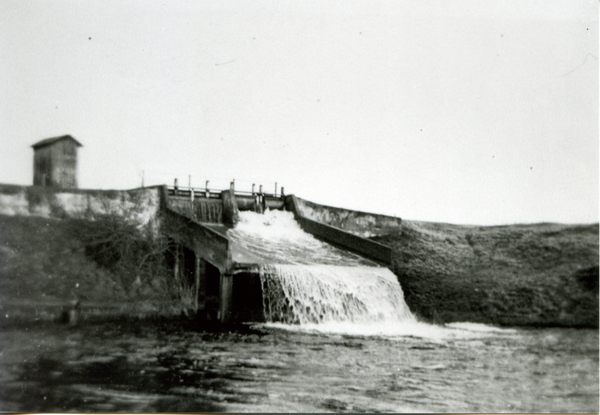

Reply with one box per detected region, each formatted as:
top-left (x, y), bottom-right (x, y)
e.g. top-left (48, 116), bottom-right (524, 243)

top-left (227, 210), bottom-right (415, 325)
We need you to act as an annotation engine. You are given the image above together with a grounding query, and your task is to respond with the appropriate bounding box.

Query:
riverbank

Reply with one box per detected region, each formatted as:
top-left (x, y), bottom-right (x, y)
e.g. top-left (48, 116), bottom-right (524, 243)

top-left (374, 220), bottom-right (599, 327)
top-left (0, 214), bottom-right (183, 324)
top-left (1, 213), bottom-right (598, 328)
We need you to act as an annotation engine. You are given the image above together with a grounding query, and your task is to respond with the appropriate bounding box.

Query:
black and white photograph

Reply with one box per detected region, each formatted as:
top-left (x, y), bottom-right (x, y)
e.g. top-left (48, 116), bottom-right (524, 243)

top-left (0, 0), bottom-right (598, 412)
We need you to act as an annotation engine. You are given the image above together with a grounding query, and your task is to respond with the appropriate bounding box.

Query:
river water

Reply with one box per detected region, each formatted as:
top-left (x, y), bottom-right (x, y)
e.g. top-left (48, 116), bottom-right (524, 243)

top-left (0, 321), bottom-right (597, 413)
top-left (0, 210), bottom-right (597, 412)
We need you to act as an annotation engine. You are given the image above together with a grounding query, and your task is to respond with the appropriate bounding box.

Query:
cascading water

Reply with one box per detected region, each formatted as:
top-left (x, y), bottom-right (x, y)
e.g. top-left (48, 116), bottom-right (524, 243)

top-left (227, 209), bottom-right (373, 266)
top-left (259, 264), bottom-right (415, 325)
top-left (169, 198), bottom-right (224, 224)
top-left (227, 210), bottom-right (416, 327)
top-left (195, 201), bottom-right (223, 223)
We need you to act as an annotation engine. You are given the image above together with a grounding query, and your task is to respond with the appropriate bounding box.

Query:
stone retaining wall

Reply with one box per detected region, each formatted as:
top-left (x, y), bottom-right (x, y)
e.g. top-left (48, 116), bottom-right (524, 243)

top-left (0, 183), bottom-right (163, 231)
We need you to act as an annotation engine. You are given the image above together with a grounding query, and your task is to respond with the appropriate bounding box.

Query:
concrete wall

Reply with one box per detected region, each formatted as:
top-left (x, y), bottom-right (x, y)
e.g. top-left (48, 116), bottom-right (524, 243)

top-left (285, 195), bottom-right (394, 266)
top-left (290, 197), bottom-right (401, 237)
top-left (163, 207), bottom-right (232, 275)
top-left (0, 183), bottom-right (163, 231)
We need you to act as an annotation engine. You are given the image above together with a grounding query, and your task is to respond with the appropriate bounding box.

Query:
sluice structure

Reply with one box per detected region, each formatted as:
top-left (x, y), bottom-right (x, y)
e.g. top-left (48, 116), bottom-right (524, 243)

top-left (0, 137), bottom-right (413, 324)
top-left (163, 183), bottom-right (410, 325)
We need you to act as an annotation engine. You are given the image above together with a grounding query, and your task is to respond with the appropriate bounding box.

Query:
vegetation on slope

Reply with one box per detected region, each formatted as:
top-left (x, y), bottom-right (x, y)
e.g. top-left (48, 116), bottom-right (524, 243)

top-left (0, 214), bottom-right (187, 323)
top-left (373, 221), bottom-right (599, 327)
top-left (1, 211), bottom-right (598, 328)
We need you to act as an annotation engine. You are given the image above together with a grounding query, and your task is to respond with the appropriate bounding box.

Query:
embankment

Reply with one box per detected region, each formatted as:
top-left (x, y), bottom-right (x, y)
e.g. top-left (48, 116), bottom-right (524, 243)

top-left (1, 196), bottom-right (597, 328)
top-left (0, 214), bottom-right (184, 325)
top-left (373, 220), bottom-right (599, 328)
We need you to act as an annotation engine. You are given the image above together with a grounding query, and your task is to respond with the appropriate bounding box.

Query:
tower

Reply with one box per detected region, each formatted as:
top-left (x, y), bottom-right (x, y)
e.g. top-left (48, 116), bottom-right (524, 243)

top-left (32, 135), bottom-right (82, 188)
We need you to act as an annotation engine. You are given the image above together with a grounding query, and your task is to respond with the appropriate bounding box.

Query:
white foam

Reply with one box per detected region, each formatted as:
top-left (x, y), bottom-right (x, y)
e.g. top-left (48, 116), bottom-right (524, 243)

top-left (228, 210), bottom-right (371, 265)
top-left (231, 211), bottom-right (425, 335)
top-left (445, 322), bottom-right (517, 333)
top-left (236, 209), bottom-right (311, 241)
top-left (259, 264), bottom-right (415, 325)
top-left (257, 320), bottom-right (503, 341)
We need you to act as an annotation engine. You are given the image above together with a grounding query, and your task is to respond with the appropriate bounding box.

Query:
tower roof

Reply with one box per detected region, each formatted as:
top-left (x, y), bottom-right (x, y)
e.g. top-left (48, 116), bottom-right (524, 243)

top-left (32, 135), bottom-right (83, 149)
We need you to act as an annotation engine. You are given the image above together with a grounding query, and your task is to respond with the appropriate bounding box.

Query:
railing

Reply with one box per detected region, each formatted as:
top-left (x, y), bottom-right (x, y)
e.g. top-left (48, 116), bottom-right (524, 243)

top-left (167, 179), bottom-right (285, 201)
top-left (167, 186), bottom-right (221, 199)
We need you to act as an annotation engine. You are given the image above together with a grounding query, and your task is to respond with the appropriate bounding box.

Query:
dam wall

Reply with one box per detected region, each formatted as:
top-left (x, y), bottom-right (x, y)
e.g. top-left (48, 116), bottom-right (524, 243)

top-left (289, 196), bottom-right (401, 237)
top-left (167, 190), bottom-right (284, 224)
top-left (0, 183), bottom-right (163, 231)
top-left (284, 195), bottom-right (395, 266)
top-left (166, 189), bottom-right (399, 268)
top-left (0, 182), bottom-right (402, 325)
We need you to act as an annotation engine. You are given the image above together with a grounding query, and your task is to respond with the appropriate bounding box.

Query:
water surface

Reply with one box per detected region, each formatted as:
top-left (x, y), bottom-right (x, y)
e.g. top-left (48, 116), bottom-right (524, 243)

top-left (0, 321), bottom-right (597, 413)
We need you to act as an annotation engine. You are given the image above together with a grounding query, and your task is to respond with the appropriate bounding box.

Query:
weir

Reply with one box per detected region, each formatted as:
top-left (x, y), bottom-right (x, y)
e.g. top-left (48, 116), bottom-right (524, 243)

top-left (161, 183), bottom-right (410, 325)
top-left (259, 264), bottom-right (415, 324)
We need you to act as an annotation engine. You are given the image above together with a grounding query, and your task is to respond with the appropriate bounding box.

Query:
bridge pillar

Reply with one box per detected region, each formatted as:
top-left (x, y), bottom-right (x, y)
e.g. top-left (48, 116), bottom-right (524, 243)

top-left (219, 273), bottom-right (233, 324)
top-left (195, 257), bottom-right (207, 313)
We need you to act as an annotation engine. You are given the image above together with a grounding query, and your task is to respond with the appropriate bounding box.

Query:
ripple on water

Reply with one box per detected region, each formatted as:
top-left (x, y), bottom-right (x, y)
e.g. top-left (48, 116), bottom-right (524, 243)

top-left (0, 322), bottom-right (597, 413)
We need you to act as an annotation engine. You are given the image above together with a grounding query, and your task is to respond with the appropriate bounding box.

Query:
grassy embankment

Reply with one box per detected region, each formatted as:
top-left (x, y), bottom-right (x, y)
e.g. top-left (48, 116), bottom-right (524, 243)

top-left (0, 214), bottom-right (183, 324)
top-left (1, 213), bottom-right (598, 328)
top-left (373, 220), bottom-right (599, 328)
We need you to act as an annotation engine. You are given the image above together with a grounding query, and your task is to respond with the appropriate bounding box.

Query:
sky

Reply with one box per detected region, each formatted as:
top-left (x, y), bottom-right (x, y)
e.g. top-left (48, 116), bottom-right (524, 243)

top-left (0, 0), bottom-right (597, 225)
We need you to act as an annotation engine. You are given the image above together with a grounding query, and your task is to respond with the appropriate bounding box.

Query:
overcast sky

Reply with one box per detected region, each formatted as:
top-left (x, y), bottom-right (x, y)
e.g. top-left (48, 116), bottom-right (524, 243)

top-left (0, 0), bottom-right (597, 225)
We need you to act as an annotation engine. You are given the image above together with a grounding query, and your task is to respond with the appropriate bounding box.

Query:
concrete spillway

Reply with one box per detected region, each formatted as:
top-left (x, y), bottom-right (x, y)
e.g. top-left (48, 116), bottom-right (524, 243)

top-left (163, 186), bottom-right (406, 324)
top-left (224, 210), bottom-right (414, 325)
top-left (227, 210), bottom-right (375, 266)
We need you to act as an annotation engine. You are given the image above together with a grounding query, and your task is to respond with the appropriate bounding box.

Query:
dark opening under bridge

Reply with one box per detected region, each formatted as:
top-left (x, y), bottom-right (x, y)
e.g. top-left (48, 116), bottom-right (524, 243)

top-left (161, 183), bottom-right (402, 324)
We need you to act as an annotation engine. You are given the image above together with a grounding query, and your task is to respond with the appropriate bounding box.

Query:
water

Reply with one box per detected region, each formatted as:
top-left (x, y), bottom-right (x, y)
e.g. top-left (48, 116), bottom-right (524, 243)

top-left (1, 209), bottom-right (597, 412)
top-left (0, 322), bottom-right (597, 413)
top-left (230, 210), bottom-right (416, 327)
top-left (168, 198), bottom-right (224, 224)
top-left (196, 200), bottom-right (223, 224)
top-left (259, 264), bottom-right (415, 325)
top-left (228, 210), bottom-right (376, 266)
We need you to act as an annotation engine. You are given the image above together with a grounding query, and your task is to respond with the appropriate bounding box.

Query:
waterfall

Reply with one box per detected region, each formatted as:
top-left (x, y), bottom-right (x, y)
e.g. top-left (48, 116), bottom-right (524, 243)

top-left (259, 264), bottom-right (415, 324)
top-left (229, 210), bottom-right (416, 326)
top-left (194, 200), bottom-right (223, 223)
top-left (228, 210), bottom-right (373, 266)
top-left (168, 199), bottom-right (223, 223)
